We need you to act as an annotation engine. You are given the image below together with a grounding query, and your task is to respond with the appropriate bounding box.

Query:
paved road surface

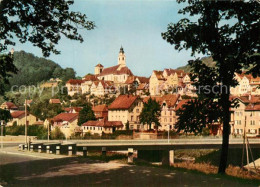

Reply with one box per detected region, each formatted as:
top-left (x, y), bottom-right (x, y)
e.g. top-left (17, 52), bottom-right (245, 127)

top-left (0, 151), bottom-right (258, 186)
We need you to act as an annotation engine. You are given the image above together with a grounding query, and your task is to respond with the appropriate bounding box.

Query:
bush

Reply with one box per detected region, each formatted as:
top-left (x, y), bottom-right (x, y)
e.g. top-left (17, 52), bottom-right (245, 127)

top-left (50, 127), bottom-right (65, 140)
top-left (5, 125), bottom-right (48, 139)
top-left (202, 127), bottom-right (210, 136)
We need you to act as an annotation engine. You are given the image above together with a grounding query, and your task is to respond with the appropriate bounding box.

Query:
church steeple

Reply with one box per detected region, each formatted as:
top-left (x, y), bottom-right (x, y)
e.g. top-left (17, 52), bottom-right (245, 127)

top-left (118, 46), bottom-right (126, 66)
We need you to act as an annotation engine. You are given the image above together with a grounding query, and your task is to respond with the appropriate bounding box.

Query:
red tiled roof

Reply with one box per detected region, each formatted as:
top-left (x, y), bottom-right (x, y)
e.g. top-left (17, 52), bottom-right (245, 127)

top-left (2, 102), bottom-right (18, 109)
top-left (108, 95), bottom-right (139, 110)
top-left (50, 99), bottom-right (61, 104)
top-left (125, 76), bottom-right (135, 84)
top-left (125, 76), bottom-right (149, 85)
top-left (11, 111), bottom-right (26, 118)
top-left (143, 94), bottom-right (180, 107)
top-left (245, 103), bottom-right (260, 111)
top-left (52, 113), bottom-right (79, 122)
top-left (153, 70), bottom-right (165, 80)
top-left (175, 99), bottom-right (190, 111)
top-left (82, 120), bottom-right (123, 127)
top-left (98, 65), bottom-right (133, 77)
top-left (137, 83), bottom-right (148, 90)
top-left (98, 65), bottom-right (120, 76)
top-left (67, 79), bottom-right (84, 85)
top-left (95, 63), bottom-right (104, 67)
top-left (92, 104), bottom-right (108, 112)
top-left (83, 74), bottom-right (98, 81)
top-left (115, 66), bottom-right (133, 75)
top-left (233, 95), bottom-right (260, 104)
top-left (136, 76), bottom-right (149, 84)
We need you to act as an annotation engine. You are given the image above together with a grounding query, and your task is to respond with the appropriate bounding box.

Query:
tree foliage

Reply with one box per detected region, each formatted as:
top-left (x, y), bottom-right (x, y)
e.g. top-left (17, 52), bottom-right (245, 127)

top-left (0, 0), bottom-right (95, 57)
top-left (0, 108), bottom-right (12, 123)
top-left (140, 97), bottom-right (161, 130)
top-left (162, 0), bottom-right (259, 174)
top-left (30, 99), bottom-right (63, 120)
top-left (0, 53), bottom-right (17, 95)
top-left (6, 51), bottom-right (76, 89)
top-left (77, 104), bottom-right (96, 126)
top-left (50, 126), bottom-right (65, 140)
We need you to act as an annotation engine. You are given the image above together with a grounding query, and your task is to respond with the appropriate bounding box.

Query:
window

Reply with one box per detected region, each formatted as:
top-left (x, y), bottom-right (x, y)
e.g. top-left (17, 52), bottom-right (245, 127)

top-left (250, 120), bottom-right (255, 125)
top-left (170, 111), bottom-right (172, 115)
top-left (164, 111), bottom-right (166, 115)
top-left (93, 127), bottom-right (95, 130)
top-left (131, 116), bottom-right (134, 121)
top-left (90, 127), bottom-right (92, 130)
top-left (164, 118), bottom-right (167, 122)
top-left (170, 118), bottom-right (172, 122)
top-left (136, 109), bottom-right (139, 113)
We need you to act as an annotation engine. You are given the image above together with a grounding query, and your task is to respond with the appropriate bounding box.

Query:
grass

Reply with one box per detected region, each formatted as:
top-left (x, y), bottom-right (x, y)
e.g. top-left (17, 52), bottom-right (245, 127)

top-left (84, 150), bottom-right (260, 185)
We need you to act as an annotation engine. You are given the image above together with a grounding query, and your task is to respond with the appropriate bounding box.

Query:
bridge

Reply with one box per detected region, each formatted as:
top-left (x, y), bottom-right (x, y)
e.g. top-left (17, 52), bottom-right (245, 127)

top-left (17, 138), bottom-right (260, 166)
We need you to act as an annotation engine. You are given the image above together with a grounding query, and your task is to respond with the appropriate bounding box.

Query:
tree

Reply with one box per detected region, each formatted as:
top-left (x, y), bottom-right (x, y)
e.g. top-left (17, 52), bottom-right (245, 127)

top-left (0, 0), bottom-right (95, 56)
top-left (30, 99), bottom-right (63, 120)
top-left (77, 104), bottom-right (96, 126)
top-left (0, 0), bottom-right (95, 94)
top-left (0, 53), bottom-right (17, 95)
top-left (162, 0), bottom-right (259, 174)
top-left (0, 108), bottom-right (12, 123)
top-left (50, 127), bottom-right (65, 140)
top-left (140, 97), bottom-right (161, 130)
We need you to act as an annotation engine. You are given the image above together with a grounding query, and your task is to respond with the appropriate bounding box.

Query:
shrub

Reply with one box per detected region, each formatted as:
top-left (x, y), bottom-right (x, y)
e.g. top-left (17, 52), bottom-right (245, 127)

top-left (202, 127), bottom-right (210, 136)
top-left (50, 127), bottom-right (65, 140)
top-left (5, 125), bottom-right (48, 139)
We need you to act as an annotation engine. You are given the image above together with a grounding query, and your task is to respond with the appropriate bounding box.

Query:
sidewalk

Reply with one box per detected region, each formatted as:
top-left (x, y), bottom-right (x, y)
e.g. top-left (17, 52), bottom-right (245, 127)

top-left (0, 146), bottom-right (73, 160)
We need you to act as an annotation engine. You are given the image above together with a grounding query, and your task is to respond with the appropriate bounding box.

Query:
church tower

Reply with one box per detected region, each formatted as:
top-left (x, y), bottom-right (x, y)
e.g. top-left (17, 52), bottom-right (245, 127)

top-left (118, 46), bottom-right (126, 66)
top-left (95, 63), bottom-right (104, 75)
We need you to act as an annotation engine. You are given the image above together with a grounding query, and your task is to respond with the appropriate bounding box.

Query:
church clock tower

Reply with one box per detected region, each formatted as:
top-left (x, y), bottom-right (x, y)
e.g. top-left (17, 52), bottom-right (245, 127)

top-left (118, 46), bottom-right (126, 67)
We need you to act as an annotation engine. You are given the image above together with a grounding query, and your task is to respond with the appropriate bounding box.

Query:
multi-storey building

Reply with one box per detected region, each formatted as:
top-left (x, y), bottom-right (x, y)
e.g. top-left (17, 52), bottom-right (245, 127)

top-left (108, 95), bottom-right (143, 130)
top-left (230, 95), bottom-right (260, 135)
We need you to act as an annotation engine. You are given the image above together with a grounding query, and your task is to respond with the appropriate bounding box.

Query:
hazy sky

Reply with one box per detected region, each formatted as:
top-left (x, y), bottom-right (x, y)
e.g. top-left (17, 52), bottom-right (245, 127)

top-left (12, 0), bottom-right (199, 77)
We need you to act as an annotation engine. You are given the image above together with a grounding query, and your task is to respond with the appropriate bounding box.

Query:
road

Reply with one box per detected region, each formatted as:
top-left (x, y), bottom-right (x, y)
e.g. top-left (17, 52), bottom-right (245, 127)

top-left (0, 149), bottom-right (258, 187)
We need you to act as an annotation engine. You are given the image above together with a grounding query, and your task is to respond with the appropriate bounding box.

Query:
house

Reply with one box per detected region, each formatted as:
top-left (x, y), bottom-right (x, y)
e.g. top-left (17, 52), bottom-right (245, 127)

top-left (51, 113), bottom-right (79, 138)
top-left (90, 80), bottom-right (115, 96)
top-left (81, 119), bottom-right (123, 135)
top-left (143, 94), bottom-right (181, 131)
top-left (7, 111), bottom-right (37, 126)
top-left (49, 99), bottom-right (61, 104)
top-left (92, 104), bottom-right (108, 120)
top-left (230, 95), bottom-right (260, 135)
top-left (124, 76), bottom-right (149, 95)
top-left (0, 102), bottom-right (18, 113)
top-left (108, 95), bottom-right (143, 130)
top-left (66, 79), bottom-right (84, 96)
top-left (149, 70), bottom-right (166, 96)
top-left (81, 74), bottom-right (98, 94)
top-left (149, 69), bottom-right (190, 96)
top-left (94, 46), bottom-right (133, 87)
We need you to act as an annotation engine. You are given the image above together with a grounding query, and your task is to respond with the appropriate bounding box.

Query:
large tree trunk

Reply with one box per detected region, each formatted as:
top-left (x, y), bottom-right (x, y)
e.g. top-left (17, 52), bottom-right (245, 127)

top-left (218, 83), bottom-right (231, 174)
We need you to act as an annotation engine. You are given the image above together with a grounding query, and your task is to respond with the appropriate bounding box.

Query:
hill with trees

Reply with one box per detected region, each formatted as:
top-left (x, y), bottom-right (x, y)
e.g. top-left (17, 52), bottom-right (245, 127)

top-left (177, 56), bottom-right (216, 72)
top-left (6, 51), bottom-right (76, 90)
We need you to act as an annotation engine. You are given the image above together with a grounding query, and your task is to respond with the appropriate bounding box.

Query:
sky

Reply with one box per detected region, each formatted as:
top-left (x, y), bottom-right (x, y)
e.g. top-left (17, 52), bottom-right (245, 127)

top-left (12, 0), bottom-right (199, 77)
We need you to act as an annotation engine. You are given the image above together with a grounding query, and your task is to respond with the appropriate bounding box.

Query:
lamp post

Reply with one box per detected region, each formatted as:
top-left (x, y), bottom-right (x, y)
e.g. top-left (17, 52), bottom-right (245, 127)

top-left (0, 120), bottom-right (6, 149)
top-left (168, 124), bottom-right (170, 144)
top-left (25, 99), bottom-right (28, 145)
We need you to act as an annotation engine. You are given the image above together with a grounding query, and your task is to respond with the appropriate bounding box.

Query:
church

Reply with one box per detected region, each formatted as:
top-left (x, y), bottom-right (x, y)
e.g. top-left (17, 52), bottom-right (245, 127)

top-left (94, 46), bottom-right (133, 87)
